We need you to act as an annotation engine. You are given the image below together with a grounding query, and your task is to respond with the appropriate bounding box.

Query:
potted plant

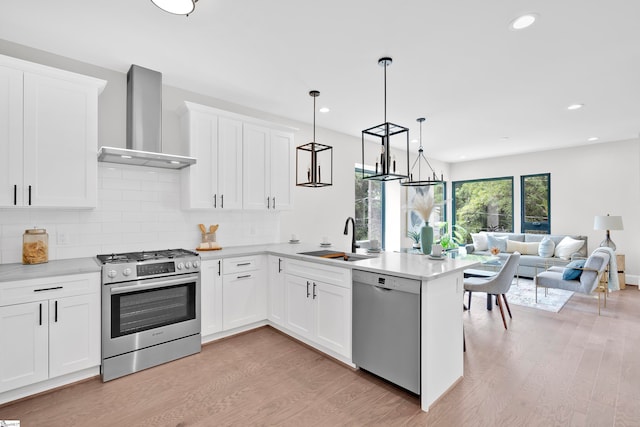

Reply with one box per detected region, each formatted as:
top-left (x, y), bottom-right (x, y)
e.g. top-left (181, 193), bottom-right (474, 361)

top-left (407, 230), bottom-right (421, 249)
top-left (410, 190), bottom-right (435, 255)
top-left (437, 222), bottom-right (468, 251)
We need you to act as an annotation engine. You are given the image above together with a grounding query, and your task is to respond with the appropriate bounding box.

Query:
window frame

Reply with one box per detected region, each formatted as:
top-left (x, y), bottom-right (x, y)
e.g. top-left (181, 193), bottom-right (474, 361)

top-left (520, 173), bottom-right (551, 234)
top-left (452, 176), bottom-right (514, 235)
top-left (354, 167), bottom-right (386, 248)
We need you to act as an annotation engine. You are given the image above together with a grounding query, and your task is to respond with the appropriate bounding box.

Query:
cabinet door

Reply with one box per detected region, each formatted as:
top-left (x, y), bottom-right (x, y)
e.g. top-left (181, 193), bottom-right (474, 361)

top-left (0, 65), bottom-right (23, 207)
top-left (242, 123), bottom-right (269, 210)
top-left (268, 255), bottom-right (286, 327)
top-left (284, 274), bottom-right (314, 339)
top-left (201, 259), bottom-right (223, 337)
top-left (49, 292), bottom-right (100, 378)
top-left (314, 281), bottom-right (351, 358)
top-left (269, 130), bottom-right (294, 210)
top-left (0, 301), bottom-right (48, 393)
top-left (217, 117), bottom-right (243, 209)
top-left (182, 110), bottom-right (218, 209)
top-left (23, 72), bottom-right (98, 208)
top-left (223, 271), bottom-right (266, 330)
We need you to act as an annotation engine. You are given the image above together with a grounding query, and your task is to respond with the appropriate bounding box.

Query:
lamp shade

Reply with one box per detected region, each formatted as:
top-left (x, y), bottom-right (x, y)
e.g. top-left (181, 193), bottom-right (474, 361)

top-left (594, 215), bottom-right (623, 231)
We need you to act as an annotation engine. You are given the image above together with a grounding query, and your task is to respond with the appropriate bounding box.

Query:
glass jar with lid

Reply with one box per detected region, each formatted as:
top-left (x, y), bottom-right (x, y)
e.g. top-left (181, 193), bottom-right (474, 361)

top-left (23, 228), bottom-right (48, 264)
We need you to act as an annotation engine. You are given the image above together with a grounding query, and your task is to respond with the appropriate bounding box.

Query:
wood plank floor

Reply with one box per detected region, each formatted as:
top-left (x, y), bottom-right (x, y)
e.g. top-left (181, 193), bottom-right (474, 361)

top-left (1, 286), bottom-right (639, 426)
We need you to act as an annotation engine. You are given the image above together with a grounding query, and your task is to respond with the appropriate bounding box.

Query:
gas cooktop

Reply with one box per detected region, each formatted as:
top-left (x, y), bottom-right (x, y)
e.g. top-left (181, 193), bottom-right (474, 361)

top-left (97, 249), bottom-right (198, 264)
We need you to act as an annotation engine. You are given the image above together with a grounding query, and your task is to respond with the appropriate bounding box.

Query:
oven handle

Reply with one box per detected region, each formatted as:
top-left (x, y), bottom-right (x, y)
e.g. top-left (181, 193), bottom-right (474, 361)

top-left (110, 274), bottom-right (199, 295)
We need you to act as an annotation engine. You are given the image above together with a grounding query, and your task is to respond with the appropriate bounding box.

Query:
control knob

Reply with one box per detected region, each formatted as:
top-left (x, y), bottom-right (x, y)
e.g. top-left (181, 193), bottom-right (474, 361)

top-left (185, 261), bottom-right (192, 269)
top-left (177, 262), bottom-right (184, 270)
top-left (123, 268), bottom-right (132, 276)
top-left (107, 270), bottom-right (117, 279)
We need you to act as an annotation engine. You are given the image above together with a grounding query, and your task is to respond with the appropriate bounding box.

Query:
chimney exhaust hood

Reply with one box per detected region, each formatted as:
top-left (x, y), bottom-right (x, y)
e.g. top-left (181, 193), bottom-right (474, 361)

top-left (98, 65), bottom-right (196, 169)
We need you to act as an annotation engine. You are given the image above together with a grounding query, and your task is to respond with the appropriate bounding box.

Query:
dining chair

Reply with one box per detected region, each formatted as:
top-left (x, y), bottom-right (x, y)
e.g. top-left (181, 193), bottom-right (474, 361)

top-left (464, 252), bottom-right (521, 329)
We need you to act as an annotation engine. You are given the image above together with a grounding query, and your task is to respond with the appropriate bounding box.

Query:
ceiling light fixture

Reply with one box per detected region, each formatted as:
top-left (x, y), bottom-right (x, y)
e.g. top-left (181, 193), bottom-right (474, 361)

top-left (151, 0), bottom-right (197, 16)
top-left (588, 137), bottom-right (599, 142)
top-left (567, 103), bottom-right (584, 110)
top-left (319, 107), bottom-right (330, 113)
top-left (401, 118), bottom-right (443, 187)
top-left (510, 13), bottom-right (538, 30)
top-left (296, 90), bottom-right (333, 187)
top-left (361, 57), bottom-right (409, 181)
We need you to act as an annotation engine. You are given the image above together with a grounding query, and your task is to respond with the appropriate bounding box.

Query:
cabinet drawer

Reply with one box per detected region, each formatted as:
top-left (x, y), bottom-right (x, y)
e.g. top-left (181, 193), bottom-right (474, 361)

top-left (286, 259), bottom-right (351, 289)
top-left (0, 273), bottom-right (99, 306)
top-left (223, 256), bottom-right (263, 274)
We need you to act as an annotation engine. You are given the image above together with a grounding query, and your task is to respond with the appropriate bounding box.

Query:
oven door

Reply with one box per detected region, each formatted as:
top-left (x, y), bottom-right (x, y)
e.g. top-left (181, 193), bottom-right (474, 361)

top-left (102, 272), bottom-right (201, 359)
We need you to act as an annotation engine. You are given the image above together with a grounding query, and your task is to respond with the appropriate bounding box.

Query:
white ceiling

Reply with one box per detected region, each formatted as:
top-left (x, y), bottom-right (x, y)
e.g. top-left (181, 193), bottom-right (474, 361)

top-left (1, 0), bottom-right (639, 163)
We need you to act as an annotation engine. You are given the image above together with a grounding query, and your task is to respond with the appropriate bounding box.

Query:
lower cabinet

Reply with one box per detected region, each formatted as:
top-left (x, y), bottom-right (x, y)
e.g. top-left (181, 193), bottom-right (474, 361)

top-left (283, 260), bottom-right (351, 359)
top-left (267, 255), bottom-right (286, 327)
top-left (222, 256), bottom-right (267, 330)
top-left (0, 273), bottom-right (100, 393)
top-left (201, 259), bottom-right (223, 337)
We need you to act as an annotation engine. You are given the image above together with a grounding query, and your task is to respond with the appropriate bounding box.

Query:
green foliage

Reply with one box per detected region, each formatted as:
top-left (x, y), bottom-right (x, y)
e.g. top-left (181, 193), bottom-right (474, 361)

top-left (453, 178), bottom-right (513, 234)
top-left (407, 230), bottom-right (420, 244)
top-left (437, 222), bottom-right (468, 249)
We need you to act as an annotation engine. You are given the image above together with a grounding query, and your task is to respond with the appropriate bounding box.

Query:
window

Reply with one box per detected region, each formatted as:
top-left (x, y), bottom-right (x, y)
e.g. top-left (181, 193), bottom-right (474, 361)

top-left (452, 177), bottom-right (514, 237)
top-left (521, 173), bottom-right (550, 234)
top-left (406, 183), bottom-right (446, 241)
top-left (355, 168), bottom-right (384, 247)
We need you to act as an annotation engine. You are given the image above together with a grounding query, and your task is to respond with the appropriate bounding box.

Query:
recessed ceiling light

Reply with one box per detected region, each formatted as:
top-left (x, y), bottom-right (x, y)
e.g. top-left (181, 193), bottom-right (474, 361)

top-left (588, 137), bottom-right (599, 142)
top-left (567, 104), bottom-right (584, 110)
top-left (510, 13), bottom-right (538, 30)
top-left (319, 107), bottom-right (330, 113)
top-left (411, 138), bottom-right (419, 143)
top-left (121, 155), bottom-right (132, 159)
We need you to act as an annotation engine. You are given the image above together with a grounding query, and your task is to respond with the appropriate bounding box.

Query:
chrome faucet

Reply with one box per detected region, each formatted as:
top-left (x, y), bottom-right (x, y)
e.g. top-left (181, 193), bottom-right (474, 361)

top-left (343, 217), bottom-right (358, 253)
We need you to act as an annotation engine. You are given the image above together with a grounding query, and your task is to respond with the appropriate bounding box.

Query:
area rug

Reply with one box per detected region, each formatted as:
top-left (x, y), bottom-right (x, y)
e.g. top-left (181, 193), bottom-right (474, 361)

top-left (506, 278), bottom-right (574, 313)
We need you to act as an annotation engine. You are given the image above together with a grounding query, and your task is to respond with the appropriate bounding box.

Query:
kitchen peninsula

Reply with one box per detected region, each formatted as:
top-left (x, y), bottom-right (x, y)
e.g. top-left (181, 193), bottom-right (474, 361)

top-left (0, 244), bottom-right (478, 412)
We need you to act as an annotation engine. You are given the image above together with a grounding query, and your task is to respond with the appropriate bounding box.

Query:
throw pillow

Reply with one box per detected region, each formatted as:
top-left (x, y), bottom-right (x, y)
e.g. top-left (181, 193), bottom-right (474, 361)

top-left (487, 235), bottom-right (508, 253)
top-left (471, 232), bottom-right (489, 251)
top-left (506, 240), bottom-right (539, 255)
top-left (563, 259), bottom-right (587, 280)
top-left (554, 236), bottom-right (585, 260)
top-left (538, 237), bottom-right (556, 258)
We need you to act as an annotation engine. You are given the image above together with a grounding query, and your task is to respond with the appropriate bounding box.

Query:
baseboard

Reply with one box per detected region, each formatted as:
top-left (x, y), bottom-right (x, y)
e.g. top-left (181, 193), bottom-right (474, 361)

top-left (626, 274), bottom-right (639, 287)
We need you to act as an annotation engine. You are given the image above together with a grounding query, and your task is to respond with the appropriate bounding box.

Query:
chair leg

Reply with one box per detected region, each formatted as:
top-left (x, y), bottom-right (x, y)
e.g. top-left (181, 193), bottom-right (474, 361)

top-left (495, 294), bottom-right (508, 330)
top-left (468, 290), bottom-right (472, 310)
top-left (463, 326), bottom-right (466, 353)
top-left (502, 294), bottom-right (512, 318)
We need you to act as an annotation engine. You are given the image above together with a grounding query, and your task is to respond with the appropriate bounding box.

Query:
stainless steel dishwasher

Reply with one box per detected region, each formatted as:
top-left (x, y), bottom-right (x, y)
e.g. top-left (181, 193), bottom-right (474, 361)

top-left (352, 269), bottom-right (421, 394)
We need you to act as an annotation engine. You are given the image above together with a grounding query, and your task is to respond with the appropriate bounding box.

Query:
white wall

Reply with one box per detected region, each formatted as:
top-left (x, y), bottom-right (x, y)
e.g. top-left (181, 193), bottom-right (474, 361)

top-left (450, 139), bottom-right (640, 282)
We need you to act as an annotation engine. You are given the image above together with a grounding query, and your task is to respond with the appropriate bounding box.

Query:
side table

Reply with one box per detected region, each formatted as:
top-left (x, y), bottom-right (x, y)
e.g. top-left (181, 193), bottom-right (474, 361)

top-left (617, 254), bottom-right (626, 290)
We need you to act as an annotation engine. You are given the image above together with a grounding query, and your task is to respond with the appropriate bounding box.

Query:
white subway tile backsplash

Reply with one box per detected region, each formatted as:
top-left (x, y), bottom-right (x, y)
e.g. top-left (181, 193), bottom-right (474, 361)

top-left (0, 163), bottom-right (279, 263)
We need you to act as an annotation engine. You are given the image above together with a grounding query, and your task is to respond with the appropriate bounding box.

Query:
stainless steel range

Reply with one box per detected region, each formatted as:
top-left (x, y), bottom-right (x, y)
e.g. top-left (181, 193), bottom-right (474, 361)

top-left (98, 249), bottom-right (201, 381)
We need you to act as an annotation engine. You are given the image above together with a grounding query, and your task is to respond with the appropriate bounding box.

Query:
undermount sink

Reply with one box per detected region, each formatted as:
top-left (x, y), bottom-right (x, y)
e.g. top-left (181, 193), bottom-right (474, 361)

top-left (298, 250), bottom-right (374, 262)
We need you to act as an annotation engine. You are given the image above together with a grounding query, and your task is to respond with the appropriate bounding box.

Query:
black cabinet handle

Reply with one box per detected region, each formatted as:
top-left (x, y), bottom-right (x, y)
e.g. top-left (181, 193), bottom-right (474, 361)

top-left (313, 282), bottom-right (317, 299)
top-left (54, 301), bottom-right (58, 322)
top-left (28, 185), bottom-right (32, 205)
top-left (39, 303), bottom-right (42, 325)
top-left (237, 274), bottom-right (251, 279)
top-left (236, 262), bottom-right (251, 267)
top-left (221, 194), bottom-right (224, 209)
top-left (278, 258), bottom-right (282, 273)
top-left (306, 281), bottom-right (310, 298)
top-left (272, 197), bottom-right (276, 209)
top-left (267, 197), bottom-right (270, 209)
top-left (13, 184), bottom-right (17, 205)
top-left (34, 286), bottom-right (63, 292)
top-left (213, 194), bottom-right (217, 208)
top-left (218, 260), bottom-right (221, 276)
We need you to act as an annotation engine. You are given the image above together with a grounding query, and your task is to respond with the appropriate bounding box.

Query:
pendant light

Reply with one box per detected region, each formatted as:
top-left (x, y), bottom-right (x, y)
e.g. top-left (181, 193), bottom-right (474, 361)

top-left (151, 0), bottom-right (197, 16)
top-left (296, 90), bottom-right (333, 187)
top-left (361, 57), bottom-right (410, 181)
top-left (401, 118), bottom-right (444, 186)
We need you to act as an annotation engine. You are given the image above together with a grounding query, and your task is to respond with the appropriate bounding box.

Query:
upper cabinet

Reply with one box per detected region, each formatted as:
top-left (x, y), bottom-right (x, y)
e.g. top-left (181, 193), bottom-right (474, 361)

top-left (180, 101), bottom-right (295, 211)
top-left (243, 124), bottom-right (294, 211)
top-left (180, 102), bottom-right (243, 210)
top-left (0, 55), bottom-right (106, 208)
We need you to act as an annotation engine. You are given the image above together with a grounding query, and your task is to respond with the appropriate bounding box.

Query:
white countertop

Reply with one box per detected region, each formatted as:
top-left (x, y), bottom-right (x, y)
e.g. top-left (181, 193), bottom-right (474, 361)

top-left (0, 243), bottom-right (479, 283)
top-left (0, 257), bottom-right (102, 282)
top-left (197, 242), bottom-right (480, 281)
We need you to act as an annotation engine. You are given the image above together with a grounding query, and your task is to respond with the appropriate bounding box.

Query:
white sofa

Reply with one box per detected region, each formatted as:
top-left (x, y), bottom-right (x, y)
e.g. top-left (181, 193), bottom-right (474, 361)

top-left (465, 232), bottom-right (588, 278)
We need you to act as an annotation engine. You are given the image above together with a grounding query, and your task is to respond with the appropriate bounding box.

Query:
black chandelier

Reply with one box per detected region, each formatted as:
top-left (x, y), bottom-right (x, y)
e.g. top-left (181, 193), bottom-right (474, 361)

top-left (296, 90), bottom-right (333, 187)
top-left (400, 117), bottom-right (443, 186)
top-left (361, 57), bottom-right (410, 181)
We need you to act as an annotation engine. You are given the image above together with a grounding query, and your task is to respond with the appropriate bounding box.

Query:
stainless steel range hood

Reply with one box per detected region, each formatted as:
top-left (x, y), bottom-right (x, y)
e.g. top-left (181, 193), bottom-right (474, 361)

top-left (98, 65), bottom-right (196, 169)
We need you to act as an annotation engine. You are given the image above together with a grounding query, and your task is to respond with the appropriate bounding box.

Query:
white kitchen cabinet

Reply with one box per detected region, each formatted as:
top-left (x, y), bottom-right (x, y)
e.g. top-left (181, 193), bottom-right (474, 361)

top-left (201, 259), bottom-right (223, 338)
top-left (267, 255), bottom-right (286, 327)
top-left (180, 102), bottom-right (243, 210)
top-left (283, 259), bottom-right (352, 359)
top-left (242, 123), bottom-right (294, 211)
top-left (222, 256), bottom-right (267, 330)
top-left (0, 55), bottom-right (106, 208)
top-left (0, 273), bottom-right (100, 393)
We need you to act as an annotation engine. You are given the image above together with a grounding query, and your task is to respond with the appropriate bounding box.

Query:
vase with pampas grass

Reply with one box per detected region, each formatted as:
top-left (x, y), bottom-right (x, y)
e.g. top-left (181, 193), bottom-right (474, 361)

top-left (411, 190), bottom-right (435, 255)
